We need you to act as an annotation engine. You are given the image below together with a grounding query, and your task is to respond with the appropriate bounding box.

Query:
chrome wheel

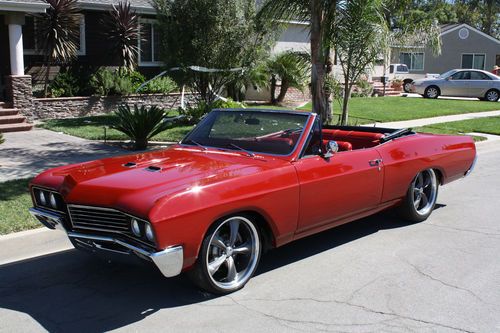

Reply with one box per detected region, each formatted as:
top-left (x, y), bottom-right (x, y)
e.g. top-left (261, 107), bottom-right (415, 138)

top-left (205, 216), bottom-right (260, 290)
top-left (485, 90), bottom-right (499, 102)
top-left (425, 86), bottom-right (439, 99)
top-left (412, 169), bottom-right (438, 216)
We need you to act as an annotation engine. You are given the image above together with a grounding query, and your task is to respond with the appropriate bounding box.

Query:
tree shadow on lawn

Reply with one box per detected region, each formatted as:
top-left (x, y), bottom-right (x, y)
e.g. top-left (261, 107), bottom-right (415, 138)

top-left (0, 178), bottom-right (31, 201)
top-left (0, 210), bottom-right (429, 332)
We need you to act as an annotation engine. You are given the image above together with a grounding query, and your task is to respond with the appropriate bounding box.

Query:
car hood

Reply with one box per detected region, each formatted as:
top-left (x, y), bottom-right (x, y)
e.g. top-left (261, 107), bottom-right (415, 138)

top-left (34, 145), bottom-right (288, 219)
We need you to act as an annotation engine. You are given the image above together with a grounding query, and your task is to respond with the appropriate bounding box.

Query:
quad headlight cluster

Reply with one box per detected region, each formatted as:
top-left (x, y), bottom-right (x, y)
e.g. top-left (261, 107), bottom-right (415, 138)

top-left (33, 188), bottom-right (65, 212)
top-left (131, 218), bottom-right (155, 243)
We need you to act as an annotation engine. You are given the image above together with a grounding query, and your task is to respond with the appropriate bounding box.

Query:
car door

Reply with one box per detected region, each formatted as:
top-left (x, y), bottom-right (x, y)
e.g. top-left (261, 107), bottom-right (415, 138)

top-left (292, 122), bottom-right (384, 233)
top-left (441, 71), bottom-right (471, 96)
top-left (468, 71), bottom-right (493, 97)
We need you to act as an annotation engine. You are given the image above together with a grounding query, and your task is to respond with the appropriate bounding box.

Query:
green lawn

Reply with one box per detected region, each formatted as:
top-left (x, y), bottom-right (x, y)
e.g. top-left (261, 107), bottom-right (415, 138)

top-left (0, 179), bottom-right (39, 235)
top-left (299, 97), bottom-right (500, 124)
top-left (38, 114), bottom-right (194, 142)
top-left (416, 116), bottom-right (500, 141)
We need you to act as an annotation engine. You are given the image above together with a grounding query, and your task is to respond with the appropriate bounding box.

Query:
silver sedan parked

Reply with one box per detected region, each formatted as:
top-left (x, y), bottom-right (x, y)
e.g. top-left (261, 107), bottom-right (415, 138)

top-left (411, 69), bottom-right (500, 102)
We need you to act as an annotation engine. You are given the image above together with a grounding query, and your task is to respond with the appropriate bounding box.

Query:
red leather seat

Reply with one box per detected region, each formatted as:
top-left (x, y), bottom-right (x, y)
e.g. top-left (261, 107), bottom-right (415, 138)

top-left (322, 129), bottom-right (384, 149)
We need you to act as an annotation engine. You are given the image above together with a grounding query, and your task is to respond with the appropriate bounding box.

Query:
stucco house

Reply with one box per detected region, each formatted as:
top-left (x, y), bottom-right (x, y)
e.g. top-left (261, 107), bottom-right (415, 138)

top-left (390, 23), bottom-right (500, 75)
top-left (0, 0), bottom-right (310, 132)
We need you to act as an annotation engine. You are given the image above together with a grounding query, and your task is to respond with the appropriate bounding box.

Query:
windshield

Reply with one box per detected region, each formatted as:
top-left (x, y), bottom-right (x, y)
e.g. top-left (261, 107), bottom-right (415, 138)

top-left (181, 110), bottom-right (310, 155)
top-left (439, 69), bottom-right (457, 79)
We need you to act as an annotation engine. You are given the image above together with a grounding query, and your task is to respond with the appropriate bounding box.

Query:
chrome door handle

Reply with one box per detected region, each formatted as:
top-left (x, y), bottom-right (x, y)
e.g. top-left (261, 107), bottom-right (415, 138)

top-left (369, 159), bottom-right (383, 171)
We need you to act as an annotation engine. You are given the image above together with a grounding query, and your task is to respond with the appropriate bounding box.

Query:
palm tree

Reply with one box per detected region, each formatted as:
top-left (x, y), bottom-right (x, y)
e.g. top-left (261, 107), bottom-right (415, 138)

top-left (266, 51), bottom-right (310, 104)
top-left (102, 2), bottom-right (141, 70)
top-left (37, 0), bottom-right (81, 97)
top-left (258, 0), bottom-right (336, 122)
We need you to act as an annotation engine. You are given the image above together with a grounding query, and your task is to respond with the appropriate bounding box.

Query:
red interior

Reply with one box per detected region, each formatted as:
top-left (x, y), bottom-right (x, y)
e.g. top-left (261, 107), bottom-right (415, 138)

top-left (322, 129), bottom-right (384, 150)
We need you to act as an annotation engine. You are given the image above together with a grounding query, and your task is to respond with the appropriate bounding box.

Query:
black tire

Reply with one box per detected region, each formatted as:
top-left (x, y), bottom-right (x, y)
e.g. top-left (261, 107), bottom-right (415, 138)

top-left (485, 89), bottom-right (499, 102)
top-left (188, 215), bottom-right (262, 294)
top-left (399, 169), bottom-right (439, 222)
top-left (424, 86), bottom-right (440, 99)
top-left (403, 80), bottom-right (413, 93)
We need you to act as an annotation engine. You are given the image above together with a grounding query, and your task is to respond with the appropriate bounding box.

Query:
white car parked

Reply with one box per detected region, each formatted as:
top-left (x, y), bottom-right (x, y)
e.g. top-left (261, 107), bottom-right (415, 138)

top-left (411, 69), bottom-right (500, 102)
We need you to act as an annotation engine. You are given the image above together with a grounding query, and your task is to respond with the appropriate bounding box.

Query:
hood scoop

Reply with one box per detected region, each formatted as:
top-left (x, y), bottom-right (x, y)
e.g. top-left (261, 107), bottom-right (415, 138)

top-left (145, 165), bottom-right (162, 172)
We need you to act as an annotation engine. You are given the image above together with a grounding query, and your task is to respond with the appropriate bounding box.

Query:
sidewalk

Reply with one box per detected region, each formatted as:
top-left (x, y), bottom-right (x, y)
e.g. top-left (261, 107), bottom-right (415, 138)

top-left (370, 109), bottom-right (500, 128)
top-left (0, 128), bottom-right (126, 182)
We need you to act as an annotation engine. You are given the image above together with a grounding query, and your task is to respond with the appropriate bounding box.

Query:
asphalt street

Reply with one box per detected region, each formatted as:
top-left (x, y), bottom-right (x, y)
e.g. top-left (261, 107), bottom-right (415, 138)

top-left (0, 141), bottom-right (499, 333)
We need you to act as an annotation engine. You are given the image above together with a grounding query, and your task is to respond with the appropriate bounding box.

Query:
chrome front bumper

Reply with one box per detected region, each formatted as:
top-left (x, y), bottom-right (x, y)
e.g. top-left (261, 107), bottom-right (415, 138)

top-left (29, 207), bottom-right (184, 278)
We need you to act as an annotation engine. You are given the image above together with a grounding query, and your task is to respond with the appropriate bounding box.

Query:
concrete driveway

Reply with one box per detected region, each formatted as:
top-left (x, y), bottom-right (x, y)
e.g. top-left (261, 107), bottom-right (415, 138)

top-left (0, 142), bottom-right (499, 333)
top-left (0, 128), bottom-right (126, 182)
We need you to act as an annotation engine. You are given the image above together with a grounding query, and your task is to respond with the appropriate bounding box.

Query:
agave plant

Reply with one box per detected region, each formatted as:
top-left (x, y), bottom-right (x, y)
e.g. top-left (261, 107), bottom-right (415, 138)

top-left (37, 0), bottom-right (81, 97)
top-left (113, 104), bottom-right (170, 150)
top-left (102, 2), bottom-right (140, 70)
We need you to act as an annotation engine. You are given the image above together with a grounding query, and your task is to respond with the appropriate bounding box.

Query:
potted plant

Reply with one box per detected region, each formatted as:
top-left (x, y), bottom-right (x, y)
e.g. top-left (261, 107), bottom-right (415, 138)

top-left (391, 79), bottom-right (403, 91)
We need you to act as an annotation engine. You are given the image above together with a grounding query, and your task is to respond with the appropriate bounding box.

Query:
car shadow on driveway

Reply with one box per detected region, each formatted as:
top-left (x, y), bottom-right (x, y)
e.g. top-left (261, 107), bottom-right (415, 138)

top-left (0, 211), bottom-right (424, 332)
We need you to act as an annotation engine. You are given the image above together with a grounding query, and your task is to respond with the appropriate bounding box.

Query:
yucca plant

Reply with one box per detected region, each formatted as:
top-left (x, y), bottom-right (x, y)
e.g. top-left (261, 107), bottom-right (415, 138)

top-left (37, 0), bottom-right (81, 97)
top-left (102, 2), bottom-right (140, 70)
top-left (113, 104), bottom-right (170, 150)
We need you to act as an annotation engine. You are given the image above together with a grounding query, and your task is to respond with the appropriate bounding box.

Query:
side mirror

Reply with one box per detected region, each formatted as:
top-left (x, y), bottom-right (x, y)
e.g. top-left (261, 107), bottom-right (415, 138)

top-left (323, 140), bottom-right (339, 159)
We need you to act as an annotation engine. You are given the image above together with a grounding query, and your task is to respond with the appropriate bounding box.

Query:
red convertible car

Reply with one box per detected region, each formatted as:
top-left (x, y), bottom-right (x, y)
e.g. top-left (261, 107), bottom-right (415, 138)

top-left (29, 109), bottom-right (476, 294)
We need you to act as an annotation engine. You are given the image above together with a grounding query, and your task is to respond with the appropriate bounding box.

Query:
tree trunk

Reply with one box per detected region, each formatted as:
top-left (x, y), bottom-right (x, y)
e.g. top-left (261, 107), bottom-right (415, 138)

top-left (340, 78), bottom-right (351, 125)
top-left (43, 60), bottom-right (51, 97)
top-left (270, 75), bottom-right (277, 104)
top-left (310, 0), bottom-right (328, 123)
top-left (276, 79), bottom-right (289, 103)
top-left (134, 138), bottom-right (148, 151)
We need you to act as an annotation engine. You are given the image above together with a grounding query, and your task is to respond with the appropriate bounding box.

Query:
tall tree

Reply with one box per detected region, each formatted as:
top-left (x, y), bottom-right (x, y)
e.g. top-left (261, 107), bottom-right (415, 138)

top-left (330, 0), bottom-right (388, 125)
top-left (258, 0), bottom-right (337, 123)
top-left (154, 0), bottom-right (276, 112)
top-left (37, 0), bottom-right (81, 97)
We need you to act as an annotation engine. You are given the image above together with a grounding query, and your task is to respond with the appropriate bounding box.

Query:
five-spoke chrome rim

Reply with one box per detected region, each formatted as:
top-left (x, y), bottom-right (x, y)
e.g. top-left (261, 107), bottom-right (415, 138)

top-left (426, 87), bottom-right (438, 98)
top-left (486, 90), bottom-right (499, 102)
top-left (206, 216), bottom-right (259, 290)
top-left (412, 169), bottom-right (438, 216)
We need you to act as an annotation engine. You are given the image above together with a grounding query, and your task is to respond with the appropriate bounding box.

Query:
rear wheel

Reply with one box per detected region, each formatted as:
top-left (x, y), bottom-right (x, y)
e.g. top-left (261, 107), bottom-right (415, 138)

top-left (485, 89), bottom-right (499, 102)
top-left (403, 80), bottom-right (413, 93)
top-left (424, 86), bottom-right (440, 99)
top-left (399, 169), bottom-right (439, 222)
top-left (188, 215), bottom-right (261, 294)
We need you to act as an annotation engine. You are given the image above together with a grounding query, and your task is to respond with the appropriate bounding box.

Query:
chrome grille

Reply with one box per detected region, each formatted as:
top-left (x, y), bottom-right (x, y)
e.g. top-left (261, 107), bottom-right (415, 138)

top-left (68, 205), bottom-right (130, 233)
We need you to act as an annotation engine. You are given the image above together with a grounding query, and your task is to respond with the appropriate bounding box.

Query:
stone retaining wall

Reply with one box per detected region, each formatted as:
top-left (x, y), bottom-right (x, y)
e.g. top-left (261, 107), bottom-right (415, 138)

top-left (30, 93), bottom-right (197, 120)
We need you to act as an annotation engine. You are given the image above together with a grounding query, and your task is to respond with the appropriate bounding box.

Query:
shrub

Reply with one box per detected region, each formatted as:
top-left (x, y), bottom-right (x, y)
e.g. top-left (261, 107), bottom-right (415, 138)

top-left (48, 71), bottom-right (80, 97)
top-left (0, 133), bottom-right (4, 145)
top-left (351, 79), bottom-right (373, 98)
top-left (183, 98), bottom-right (245, 123)
top-left (90, 68), bottom-right (139, 96)
top-left (112, 104), bottom-right (171, 150)
top-left (139, 76), bottom-right (177, 94)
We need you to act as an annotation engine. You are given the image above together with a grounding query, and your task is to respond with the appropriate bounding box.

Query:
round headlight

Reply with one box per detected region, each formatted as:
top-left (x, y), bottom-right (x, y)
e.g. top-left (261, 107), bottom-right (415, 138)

top-left (145, 224), bottom-right (154, 242)
top-left (39, 191), bottom-right (47, 206)
top-left (49, 193), bottom-right (57, 209)
top-left (131, 219), bottom-right (141, 237)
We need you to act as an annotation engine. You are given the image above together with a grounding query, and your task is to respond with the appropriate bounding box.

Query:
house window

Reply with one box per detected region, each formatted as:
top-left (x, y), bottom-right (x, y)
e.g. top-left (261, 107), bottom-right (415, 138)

top-left (23, 15), bottom-right (86, 56)
top-left (399, 52), bottom-right (424, 71)
top-left (461, 54), bottom-right (485, 70)
top-left (139, 19), bottom-right (162, 66)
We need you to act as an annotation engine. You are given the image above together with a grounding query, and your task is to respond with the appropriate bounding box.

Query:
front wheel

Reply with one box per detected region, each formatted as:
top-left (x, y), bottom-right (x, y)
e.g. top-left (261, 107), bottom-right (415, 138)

top-left (424, 86), bottom-right (440, 99)
top-left (188, 215), bottom-right (261, 294)
top-left (399, 169), bottom-right (439, 222)
top-left (403, 80), bottom-right (413, 93)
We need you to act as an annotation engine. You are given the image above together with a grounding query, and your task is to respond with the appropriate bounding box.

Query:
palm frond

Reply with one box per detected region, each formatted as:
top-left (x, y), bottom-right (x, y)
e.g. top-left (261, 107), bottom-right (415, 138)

top-left (102, 1), bottom-right (141, 70)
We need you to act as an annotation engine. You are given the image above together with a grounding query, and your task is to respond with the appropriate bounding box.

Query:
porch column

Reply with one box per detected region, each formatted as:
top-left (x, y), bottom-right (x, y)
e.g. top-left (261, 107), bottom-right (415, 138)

top-left (5, 13), bottom-right (25, 75)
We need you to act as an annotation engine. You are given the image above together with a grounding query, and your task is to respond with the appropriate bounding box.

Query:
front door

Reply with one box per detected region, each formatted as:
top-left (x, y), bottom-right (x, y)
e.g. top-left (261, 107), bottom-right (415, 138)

top-left (441, 71), bottom-right (471, 96)
top-left (293, 148), bottom-right (384, 234)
